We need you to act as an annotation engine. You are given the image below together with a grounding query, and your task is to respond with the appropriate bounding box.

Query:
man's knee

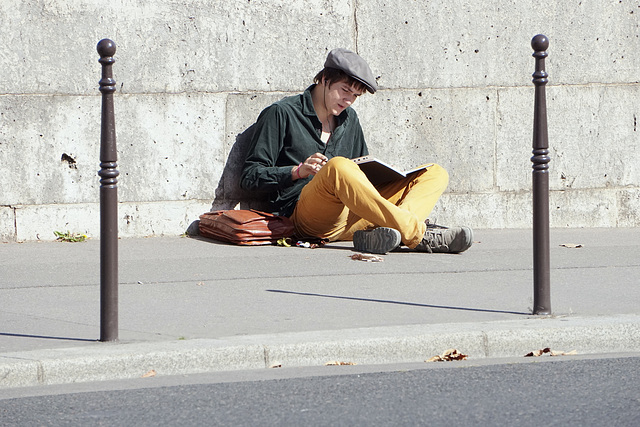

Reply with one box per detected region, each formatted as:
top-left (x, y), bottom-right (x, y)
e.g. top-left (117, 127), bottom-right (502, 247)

top-left (317, 156), bottom-right (360, 179)
top-left (426, 163), bottom-right (449, 188)
top-left (324, 156), bottom-right (356, 171)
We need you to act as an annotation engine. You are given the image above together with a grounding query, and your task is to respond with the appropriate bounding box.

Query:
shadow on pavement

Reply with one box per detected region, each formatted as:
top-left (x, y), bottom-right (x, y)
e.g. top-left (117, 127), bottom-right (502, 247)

top-left (0, 333), bottom-right (96, 343)
top-left (266, 289), bottom-right (530, 316)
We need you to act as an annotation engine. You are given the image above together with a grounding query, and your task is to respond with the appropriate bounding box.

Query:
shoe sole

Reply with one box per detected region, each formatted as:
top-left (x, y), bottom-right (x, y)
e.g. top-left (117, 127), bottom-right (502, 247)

top-left (353, 227), bottom-right (402, 254)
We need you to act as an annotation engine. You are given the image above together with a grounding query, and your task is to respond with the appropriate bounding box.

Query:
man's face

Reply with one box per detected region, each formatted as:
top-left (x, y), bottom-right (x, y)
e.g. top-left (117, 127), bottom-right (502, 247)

top-left (323, 80), bottom-right (364, 116)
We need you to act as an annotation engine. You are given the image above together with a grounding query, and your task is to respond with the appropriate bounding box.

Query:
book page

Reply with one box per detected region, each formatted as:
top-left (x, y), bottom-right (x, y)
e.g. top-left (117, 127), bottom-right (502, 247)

top-left (352, 156), bottom-right (432, 185)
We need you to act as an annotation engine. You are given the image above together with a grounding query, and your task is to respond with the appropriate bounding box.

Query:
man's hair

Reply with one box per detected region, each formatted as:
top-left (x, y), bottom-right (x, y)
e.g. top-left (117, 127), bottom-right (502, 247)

top-left (313, 68), bottom-right (368, 94)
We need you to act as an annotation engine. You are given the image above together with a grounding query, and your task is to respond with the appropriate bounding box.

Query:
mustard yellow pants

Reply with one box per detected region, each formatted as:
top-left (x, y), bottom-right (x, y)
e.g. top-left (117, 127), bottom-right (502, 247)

top-left (290, 156), bottom-right (449, 249)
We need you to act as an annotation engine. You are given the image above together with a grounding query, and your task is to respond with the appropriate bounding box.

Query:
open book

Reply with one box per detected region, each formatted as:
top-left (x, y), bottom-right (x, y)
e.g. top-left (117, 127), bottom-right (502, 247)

top-left (352, 156), bottom-right (433, 185)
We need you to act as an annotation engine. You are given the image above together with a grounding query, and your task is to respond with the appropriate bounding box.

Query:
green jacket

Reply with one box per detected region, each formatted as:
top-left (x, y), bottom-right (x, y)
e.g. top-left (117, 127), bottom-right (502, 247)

top-left (240, 85), bottom-right (369, 216)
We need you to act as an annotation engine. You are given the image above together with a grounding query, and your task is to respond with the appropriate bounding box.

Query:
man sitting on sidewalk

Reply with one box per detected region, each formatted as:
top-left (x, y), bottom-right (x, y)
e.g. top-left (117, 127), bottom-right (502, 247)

top-left (240, 48), bottom-right (472, 254)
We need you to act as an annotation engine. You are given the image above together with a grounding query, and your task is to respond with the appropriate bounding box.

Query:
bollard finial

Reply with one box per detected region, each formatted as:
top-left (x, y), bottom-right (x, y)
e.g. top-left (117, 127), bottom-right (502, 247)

top-left (531, 35), bottom-right (549, 88)
top-left (97, 39), bottom-right (117, 97)
top-left (531, 34), bottom-right (549, 52)
top-left (97, 39), bottom-right (116, 58)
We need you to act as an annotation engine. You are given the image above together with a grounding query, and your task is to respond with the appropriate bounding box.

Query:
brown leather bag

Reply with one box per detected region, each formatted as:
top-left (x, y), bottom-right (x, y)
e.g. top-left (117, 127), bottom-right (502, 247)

top-left (199, 209), bottom-right (295, 245)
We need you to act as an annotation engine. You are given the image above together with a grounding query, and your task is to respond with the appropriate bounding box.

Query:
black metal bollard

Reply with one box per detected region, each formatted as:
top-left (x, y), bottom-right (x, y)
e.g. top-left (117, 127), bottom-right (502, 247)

top-left (531, 34), bottom-right (551, 315)
top-left (97, 39), bottom-right (119, 341)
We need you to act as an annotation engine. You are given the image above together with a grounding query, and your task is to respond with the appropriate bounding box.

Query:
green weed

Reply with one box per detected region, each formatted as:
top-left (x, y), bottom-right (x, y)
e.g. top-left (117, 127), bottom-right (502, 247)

top-left (54, 230), bottom-right (88, 242)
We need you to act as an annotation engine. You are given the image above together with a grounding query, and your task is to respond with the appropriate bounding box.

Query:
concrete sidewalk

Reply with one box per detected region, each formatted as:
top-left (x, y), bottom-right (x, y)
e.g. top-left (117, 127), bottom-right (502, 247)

top-left (1, 228), bottom-right (639, 389)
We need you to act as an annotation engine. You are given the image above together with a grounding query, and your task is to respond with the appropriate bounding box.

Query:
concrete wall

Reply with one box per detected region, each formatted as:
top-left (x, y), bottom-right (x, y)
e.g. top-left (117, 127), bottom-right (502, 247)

top-left (1, 0), bottom-right (638, 242)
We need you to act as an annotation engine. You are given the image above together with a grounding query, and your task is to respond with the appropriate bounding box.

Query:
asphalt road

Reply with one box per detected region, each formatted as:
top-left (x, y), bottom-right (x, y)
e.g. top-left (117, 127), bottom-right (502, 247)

top-left (1, 355), bottom-right (639, 426)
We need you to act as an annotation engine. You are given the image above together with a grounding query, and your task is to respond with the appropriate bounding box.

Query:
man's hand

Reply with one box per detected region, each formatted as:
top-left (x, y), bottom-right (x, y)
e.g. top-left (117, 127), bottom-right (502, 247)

top-left (292, 153), bottom-right (328, 180)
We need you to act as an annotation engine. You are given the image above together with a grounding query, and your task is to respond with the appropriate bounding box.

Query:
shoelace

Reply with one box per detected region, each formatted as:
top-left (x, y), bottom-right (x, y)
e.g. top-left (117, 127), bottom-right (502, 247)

top-left (425, 219), bottom-right (448, 230)
top-left (424, 229), bottom-right (450, 250)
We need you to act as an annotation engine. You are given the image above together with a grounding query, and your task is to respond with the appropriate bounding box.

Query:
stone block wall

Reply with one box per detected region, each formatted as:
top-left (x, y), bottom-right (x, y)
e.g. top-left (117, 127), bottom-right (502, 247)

top-left (1, 0), bottom-right (638, 241)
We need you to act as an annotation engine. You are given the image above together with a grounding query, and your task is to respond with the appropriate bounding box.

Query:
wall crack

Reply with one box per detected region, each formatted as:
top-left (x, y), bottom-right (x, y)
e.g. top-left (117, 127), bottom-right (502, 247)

top-left (353, 0), bottom-right (359, 52)
top-left (263, 346), bottom-right (270, 368)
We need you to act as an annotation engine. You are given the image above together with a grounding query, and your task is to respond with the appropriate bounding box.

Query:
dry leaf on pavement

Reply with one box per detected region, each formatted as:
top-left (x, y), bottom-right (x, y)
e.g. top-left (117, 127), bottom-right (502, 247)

top-left (560, 243), bottom-right (583, 248)
top-left (524, 347), bottom-right (578, 357)
top-left (426, 348), bottom-right (468, 362)
top-left (350, 253), bottom-right (384, 262)
top-left (325, 361), bottom-right (357, 366)
top-left (141, 369), bottom-right (157, 378)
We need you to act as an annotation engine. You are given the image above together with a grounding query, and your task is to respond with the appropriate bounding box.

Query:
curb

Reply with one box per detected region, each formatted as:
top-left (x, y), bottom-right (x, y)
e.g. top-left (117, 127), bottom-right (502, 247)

top-left (2, 315), bottom-right (639, 389)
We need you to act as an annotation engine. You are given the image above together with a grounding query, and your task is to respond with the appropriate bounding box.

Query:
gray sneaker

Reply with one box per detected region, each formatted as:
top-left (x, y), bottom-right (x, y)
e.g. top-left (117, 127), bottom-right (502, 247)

top-left (415, 226), bottom-right (473, 253)
top-left (353, 227), bottom-right (402, 254)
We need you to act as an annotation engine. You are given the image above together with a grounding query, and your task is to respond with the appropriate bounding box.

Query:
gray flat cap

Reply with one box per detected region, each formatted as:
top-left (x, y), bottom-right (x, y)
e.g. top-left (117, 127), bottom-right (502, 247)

top-left (324, 48), bottom-right (377, 94)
